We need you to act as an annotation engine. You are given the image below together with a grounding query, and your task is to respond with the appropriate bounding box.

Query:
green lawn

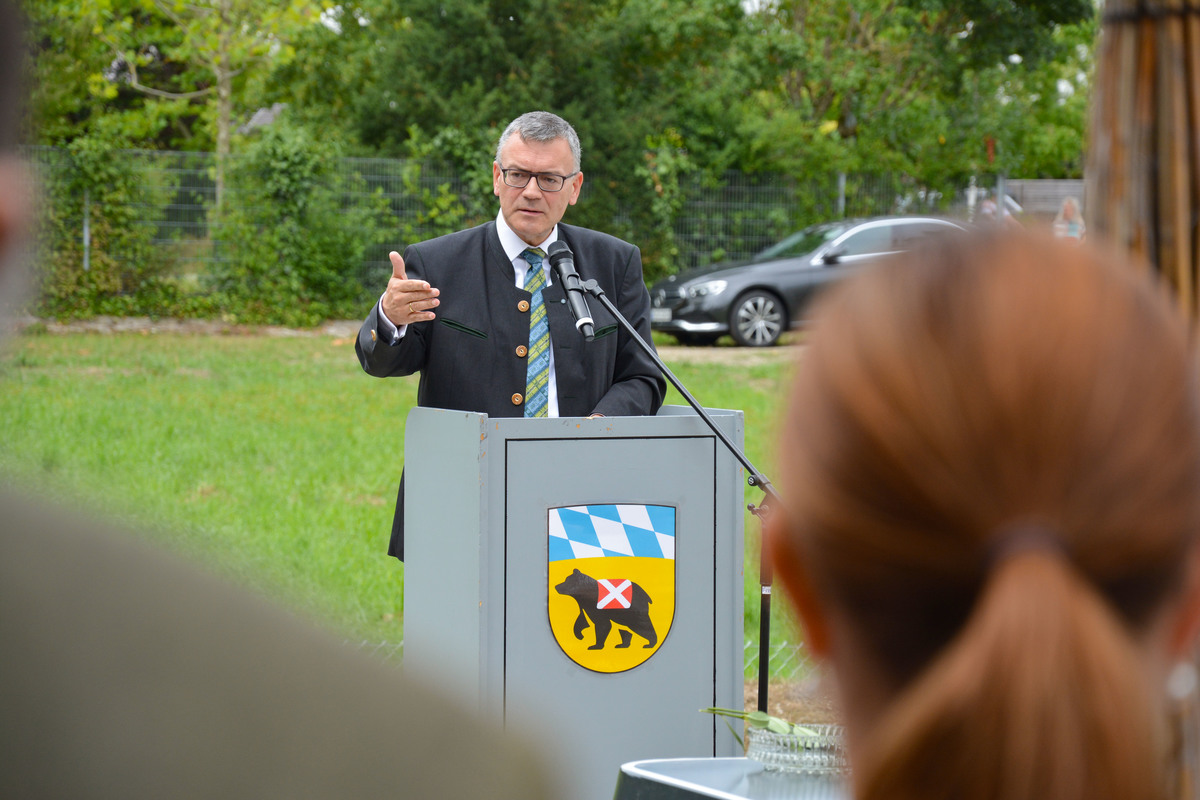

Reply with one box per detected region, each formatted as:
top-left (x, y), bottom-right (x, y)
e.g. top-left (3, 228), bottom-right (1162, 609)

top-left (0, 331), bottom-right (806, 657)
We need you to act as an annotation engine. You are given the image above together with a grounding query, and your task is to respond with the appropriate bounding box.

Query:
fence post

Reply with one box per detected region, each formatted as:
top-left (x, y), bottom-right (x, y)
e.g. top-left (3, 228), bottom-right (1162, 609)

top-left (837, 172), bottom-right (846, 218)
top-left (82, 188), bottom-right (90, 272)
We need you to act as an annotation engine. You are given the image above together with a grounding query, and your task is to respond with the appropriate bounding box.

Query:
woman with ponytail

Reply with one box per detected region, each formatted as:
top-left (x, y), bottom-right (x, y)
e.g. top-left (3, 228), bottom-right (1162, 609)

top-left (767, 230), bottom-right (1200, 800)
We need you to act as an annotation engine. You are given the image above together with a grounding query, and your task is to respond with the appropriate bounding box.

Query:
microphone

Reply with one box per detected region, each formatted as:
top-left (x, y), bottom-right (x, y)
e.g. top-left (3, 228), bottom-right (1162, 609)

top-left (547, 240), bottom-right (595, 341)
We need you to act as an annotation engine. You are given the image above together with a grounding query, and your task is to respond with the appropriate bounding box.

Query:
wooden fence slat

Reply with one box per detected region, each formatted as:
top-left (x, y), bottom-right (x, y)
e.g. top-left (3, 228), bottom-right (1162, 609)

top-left (1159, 2), bottom-right (1193, 312)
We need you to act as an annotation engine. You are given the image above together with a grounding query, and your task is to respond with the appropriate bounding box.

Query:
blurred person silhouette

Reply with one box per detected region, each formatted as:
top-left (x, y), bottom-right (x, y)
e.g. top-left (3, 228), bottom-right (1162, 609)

top-left (1054, 196), bottom-right (1087, 241)
top-left (767, 229), bottom-right (1200, 800)
top-left (0, 3), bottom-right (560, 797)
top-left (978, 192), bottom-right (1020, 228)
top-left (978, 195), bottom-right (999, 220)
top-left (0, 0), bottom-right (31, 325)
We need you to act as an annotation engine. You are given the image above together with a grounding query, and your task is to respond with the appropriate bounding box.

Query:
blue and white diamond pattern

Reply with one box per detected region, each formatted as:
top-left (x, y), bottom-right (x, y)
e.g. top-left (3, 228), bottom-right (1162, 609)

top-left (548, 504), bottom-right (676, 562)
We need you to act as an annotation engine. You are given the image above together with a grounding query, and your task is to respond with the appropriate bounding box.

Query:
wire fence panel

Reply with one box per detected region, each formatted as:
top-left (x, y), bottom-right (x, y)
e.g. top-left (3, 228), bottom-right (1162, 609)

top-left (743, 639), bottom-right (815, 682)
top-left (28, 146), bottom-right (970, 312)
top-left (674, 173), bottom-right (804, 269)
top-left (337, 156), bottom-right (476, 293)
top-left (29, 147), bottom-right (476, 300)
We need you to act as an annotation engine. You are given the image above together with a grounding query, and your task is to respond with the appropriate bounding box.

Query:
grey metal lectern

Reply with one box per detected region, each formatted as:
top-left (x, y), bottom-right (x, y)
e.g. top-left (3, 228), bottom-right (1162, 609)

top-left (403, 405), bottom-right (745, 800)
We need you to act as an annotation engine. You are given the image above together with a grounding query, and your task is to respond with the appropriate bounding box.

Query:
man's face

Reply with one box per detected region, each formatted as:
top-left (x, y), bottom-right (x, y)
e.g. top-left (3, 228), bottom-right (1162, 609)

top-left (493, 135), bottom-right (583, 246)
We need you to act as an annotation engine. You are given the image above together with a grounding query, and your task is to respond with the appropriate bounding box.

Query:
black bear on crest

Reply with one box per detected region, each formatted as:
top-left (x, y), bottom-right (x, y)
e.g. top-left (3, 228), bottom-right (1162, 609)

top-left (554, 568), bottom-right (657, 650)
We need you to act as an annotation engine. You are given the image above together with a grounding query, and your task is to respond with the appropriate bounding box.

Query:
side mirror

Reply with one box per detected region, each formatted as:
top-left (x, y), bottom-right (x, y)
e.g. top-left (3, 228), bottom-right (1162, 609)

top-left (821, 248), bottom-right (844, 264)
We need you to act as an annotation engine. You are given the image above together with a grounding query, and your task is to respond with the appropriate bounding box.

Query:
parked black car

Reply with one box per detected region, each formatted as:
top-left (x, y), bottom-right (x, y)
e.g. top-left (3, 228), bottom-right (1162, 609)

top-left (650, 216), bottom-right (964, 346)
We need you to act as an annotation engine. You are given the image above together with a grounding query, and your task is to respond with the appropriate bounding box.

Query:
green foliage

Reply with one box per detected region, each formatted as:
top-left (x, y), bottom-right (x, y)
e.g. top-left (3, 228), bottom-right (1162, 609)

top-left (269, 0), bottom-right (756, 260)
top-left (33, 0), bottom-right (1098, 190)
top-left (27, 1), bottom-right (207, 149)
top-left (975, 20), bottom-right (1097, 179)
top-left (634, 131), bottom-right (697, 282)
top-left (28, 0), bottom-right (1098, 310)
top-left (900, 0), bottom-right (1095, 71)
top-left (392, 125), bottom-right (497, 242)
top-left (252, 4), bottom-right (411, 149)
top-left (213, 120), bottom-right (392, 325)
top-left (718, 0), bottom-right (1096, 190)
top-left (36, 133), bottom-right (185, 318)
top-left (26, 0), bottom-right (324, 172)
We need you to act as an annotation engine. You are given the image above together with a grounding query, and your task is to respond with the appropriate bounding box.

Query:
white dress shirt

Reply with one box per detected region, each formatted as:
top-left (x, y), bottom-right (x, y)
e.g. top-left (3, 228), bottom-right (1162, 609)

top-left (376, 210), bottom-right (561, 416)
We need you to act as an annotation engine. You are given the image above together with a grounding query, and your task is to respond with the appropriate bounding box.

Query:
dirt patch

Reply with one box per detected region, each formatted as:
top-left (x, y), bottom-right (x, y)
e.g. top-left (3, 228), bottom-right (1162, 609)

top-left (14, 316), bottom-right (804, 364)
top-left (11, 315), bottom-right (360, 339)
top-left (655, 344), bottom-right (801, 367)
top-left (744, 676), bottom-right (841, 725)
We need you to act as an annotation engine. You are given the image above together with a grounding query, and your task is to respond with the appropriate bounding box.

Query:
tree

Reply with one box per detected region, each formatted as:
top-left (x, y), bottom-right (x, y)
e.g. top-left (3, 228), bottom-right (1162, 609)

top-left (25, 2), bottom-right (188, 147)
top-left (27, 0), bottom-right (1100, 294)
top-left (899, 0), bottom-right (1095, 72)
top-left (248, 1), bottom-right (408, 153)
top-left (31, 0), bottom-right (326, 210)
top-left (257, 0), bottom-right (1100, 191)
top-left (721, 0), bottom-right (1096, 188)
top-left (262, 0), bottom-right (750, 271)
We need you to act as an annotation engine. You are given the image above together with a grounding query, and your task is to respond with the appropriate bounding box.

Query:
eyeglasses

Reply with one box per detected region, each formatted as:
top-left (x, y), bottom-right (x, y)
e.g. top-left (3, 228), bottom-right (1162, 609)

top-left (499, 167), bottom-right (579, 192)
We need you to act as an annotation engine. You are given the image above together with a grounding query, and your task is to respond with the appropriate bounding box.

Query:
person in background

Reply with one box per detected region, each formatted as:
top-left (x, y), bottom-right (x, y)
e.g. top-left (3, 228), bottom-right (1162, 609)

top-left (356, 110), bottom-right (665, 562)
top-left (767, 229), bottom-right (1200, 800)
top-left (1054, 195), bottom-right (1087, 240)
top-left (0, 4), bottom-right (560, 796)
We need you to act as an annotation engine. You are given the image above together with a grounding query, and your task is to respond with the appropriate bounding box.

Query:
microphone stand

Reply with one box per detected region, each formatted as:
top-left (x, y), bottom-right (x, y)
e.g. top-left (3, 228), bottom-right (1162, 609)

top-left (577, 279), bottom-right (781, 713)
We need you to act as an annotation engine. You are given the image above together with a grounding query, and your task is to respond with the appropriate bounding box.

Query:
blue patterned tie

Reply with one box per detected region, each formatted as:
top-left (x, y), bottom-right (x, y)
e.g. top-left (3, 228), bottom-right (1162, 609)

top-left (523, 248), bottom-right (550, 418)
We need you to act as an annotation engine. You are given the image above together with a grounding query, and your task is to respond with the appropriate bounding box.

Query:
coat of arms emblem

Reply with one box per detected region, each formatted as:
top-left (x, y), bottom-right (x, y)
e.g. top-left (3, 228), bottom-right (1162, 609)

top-left (547, 504), bottom-right (676, 673)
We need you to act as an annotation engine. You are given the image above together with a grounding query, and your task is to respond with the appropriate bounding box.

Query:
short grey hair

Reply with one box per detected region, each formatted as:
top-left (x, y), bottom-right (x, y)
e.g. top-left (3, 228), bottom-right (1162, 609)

top-left (495, 111), bottom-right (581, 173)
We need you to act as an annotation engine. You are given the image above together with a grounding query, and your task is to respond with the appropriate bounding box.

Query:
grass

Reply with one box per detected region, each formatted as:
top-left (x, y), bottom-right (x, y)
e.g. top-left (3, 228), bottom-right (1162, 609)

top-left (655, 353), bottom-right (806, 645)
top-left (0, 329), bottom-right (807, 655)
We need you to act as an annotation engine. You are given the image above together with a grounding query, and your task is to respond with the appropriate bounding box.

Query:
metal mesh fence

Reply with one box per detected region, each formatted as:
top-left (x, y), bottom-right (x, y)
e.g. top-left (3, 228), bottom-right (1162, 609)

top-left (672, 171), bottom-right (948, 270)
top-left (27, 147), bottom-right (476, 296)
top-left (337, 156), bottom-right (474, 293)
top-left (743, 639), bottom-right (814, 682)
top-left (673, 172), bottom-right (803, 269)
top-left (30, 146), bottom-right (947, 299)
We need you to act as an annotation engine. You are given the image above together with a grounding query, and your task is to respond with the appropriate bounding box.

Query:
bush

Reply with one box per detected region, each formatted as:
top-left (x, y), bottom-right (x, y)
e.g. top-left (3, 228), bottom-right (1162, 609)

top-left (212, 121), bottom-right (392, 326)
top-left (35, 134), bottom-right (179, 318)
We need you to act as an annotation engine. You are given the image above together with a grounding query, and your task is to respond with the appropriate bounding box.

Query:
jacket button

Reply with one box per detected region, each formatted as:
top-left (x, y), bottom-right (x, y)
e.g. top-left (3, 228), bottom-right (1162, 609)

top-left (518, 300), bottom-right (530, 312)
top-left (511, 393), bottom-right (524, 405)
top-left (515, 345), bottom-right (528, 357)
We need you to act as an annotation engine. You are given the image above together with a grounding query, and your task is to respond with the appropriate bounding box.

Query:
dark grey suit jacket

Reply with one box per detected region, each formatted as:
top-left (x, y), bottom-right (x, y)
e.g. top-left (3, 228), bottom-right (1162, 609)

top-left (356, 221), bottom-right (667, 559)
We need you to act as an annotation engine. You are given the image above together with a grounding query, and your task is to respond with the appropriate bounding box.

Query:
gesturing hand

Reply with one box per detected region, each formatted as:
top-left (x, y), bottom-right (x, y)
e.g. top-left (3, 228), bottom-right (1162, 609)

top-left (381, 250), bottom-right (440, 325)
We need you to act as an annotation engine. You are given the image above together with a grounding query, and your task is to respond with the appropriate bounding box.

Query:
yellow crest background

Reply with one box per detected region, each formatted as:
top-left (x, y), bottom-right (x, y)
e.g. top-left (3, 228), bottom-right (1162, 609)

top-left (548, 556), bottom-right (675, 673)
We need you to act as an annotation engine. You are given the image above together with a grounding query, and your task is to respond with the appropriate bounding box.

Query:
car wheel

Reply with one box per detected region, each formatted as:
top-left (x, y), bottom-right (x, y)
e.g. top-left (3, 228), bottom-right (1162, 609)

top-left (730, 290), bottom-right (786, 347)
top-left (674, 333), bottom-right (721, 347)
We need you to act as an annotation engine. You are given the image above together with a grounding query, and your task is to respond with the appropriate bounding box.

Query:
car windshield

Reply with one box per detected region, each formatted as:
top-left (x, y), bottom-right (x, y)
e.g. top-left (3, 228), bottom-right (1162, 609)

top-left (752, 223), bottom-right (852, 262)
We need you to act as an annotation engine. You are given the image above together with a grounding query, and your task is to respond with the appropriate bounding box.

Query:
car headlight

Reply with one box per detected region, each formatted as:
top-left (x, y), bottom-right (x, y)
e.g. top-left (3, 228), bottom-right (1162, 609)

top-left (687, 280), bottom-right (727, 298)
